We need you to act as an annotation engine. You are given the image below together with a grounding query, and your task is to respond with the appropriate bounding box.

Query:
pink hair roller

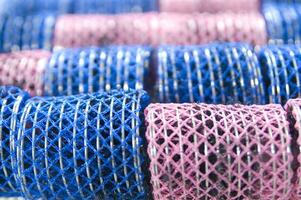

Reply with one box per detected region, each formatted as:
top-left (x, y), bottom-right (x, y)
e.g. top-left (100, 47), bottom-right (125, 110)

top-left (53, 13), bottom-right (267, 48)
top-left (54, 15), bottom-right (117, 48)
top-left (145, 103), bottom-right (293, 200)
top-left (159, 0), bottom-right (260, 13)
top-left (285, 99), bottom-right (301, 199)
top-left (0, 51), bottom-right (51, 96)
top-left (187, 12), bottom-right (260, 44)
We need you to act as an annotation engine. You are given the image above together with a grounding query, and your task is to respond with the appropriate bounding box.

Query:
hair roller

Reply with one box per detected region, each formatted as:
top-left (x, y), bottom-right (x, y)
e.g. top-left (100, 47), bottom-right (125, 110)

top-left (53, 13), bottom-right (267, 48)
top-left (44, 46), bottom-right (152, 96)
top-left (156, 43), bottom-right (265, 104)
top-left (0, 86), bottom-right (30, 197)
top-left (0, 51), bottom-right (51, 96)
top-left (159, 0), bottom-right (260, 13)
top-left (257, 45), bottom-right (301, 104)
top-left (145, 103), bottom-right (293, 199)
top-left (0, 15), bottom-right (56, 52)
top-left (285, 98), bottom-right (301, 199)
top-left (15, 89), bottom-right (150, 199)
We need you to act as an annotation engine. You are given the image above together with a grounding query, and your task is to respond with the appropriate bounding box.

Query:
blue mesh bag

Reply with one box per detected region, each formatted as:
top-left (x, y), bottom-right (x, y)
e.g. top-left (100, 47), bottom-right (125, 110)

top-left (44, 46), bottom-right (152, 97)
top-left (0, 14), bottom-right (56, 52)
top-left (0, 86), bottom-right (30, 197)
top-left (156, 43), bottom-right (265, 104)
top-left (258, 45), bottom-right (301, 104)
top-left (15, 89), bottom-right (150, 199)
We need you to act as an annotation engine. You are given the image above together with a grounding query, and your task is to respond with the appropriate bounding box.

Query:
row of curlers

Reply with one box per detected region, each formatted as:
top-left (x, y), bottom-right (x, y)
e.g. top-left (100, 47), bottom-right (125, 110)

top-left (1, 43), bottom-right (301, 105)
top-left (0, 85), bottom-right (301, 199)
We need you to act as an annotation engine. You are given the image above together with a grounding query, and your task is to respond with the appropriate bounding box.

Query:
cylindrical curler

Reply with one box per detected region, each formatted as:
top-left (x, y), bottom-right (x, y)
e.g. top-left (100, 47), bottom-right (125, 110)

top-left (0, 86), bottom-right (30, 197)
top-left (0, 0), bottom-right (72, 16)
top-left (0, 15), bottom-right (56, 52)
top-left (159, 0), bottom-right (259, 13)
top-left (15, 89), bottom-right (150, 199)
top-left (0, 51), bottom-right (51, 96)
top-left (72, 0), bottom-right (157, 13)
top-left (262, 3), bottom-right (301, 44)
top-left (257, 45), bottom-right (301, 104)
top-left (0, 0), bottom-right (157, 16)
top-left (285, 98), bottom-right (301, 199)
top-left (53, 15), bottom-right (117, 48)
top-left (145, 103), bottom-right (293, 200)
top-left (53, 13), bottom-right (267, 48)
top-left (156, 43), bottom-right (265, 104)
top-left (44, 46), bottom-right (152, 96)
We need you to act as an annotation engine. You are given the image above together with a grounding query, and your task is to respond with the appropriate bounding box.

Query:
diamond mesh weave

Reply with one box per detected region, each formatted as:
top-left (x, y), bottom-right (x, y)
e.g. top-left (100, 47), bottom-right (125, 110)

top-left (257, 45), bottom-right (301, 104)
top-left (156, 43), bottom-right (265, 104)
top-left (72, 0), bottom-right (157, 14)
top-left (53, 13), bottom-right (267, 48)
top-left (262, 3), bottom-right (301, 44)
top-left (0, 51), bottom-right (51, 96)
top-left (145, 103), bottom-right (293, 200)
top-left (44, 46), bottom-right (152, 96)
top-left (0, 14), bottom-right (56, 52)
top-left (0, 86), bottom-right (30, 197)
top-left (15, 89), bottom-right (150, 199)
top-left (159, 0), bottom-right (259, 13)
top-left (0, 0), bottom-right (72, 16)
top-left (285, 98), bottom-right (301, 200)
top-left (0, 0), bottom-right (156, 16)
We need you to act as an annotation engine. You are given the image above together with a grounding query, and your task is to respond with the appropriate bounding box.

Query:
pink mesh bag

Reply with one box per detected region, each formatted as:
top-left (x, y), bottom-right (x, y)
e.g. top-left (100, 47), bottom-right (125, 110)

top-left (0, 51), bottom-right (51, 96)
top-left (145, 103), bottom-right (293, 200)
top-left (285, 99), bottom-right (301, 199)
top-left (159, 0), bottom-right (260, 13)
top-left (53, 13), bottom-right (267, 48)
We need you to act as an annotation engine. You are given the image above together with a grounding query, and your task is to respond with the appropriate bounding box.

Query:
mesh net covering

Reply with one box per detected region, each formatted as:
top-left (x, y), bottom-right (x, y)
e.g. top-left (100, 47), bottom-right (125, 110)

top-left (156, 43), bottom-right (265, 104)
top-left (0, 51), bottom-right (51, 96)
top-left (53, 13), bottom-right (267, 48)
top-left (71, 0), bottom-right (157, 14)
top-left (44, 46), bottom-right (152, 97)
top-left (0, 0), bottom-right (156, 16)
top-left (0, 14), bottom-right (56, 52)
top-left (14, 88), bottom-right (150, 199)
top-left (257, 45), bottom-right (301, 105)
top-left (285, 98), bottom-right (301, 200)
top-left (145, 103), bottom-right (293, 200)
top-left (159, 0), bottom-right (259, 13)
top-left (262, 3), bottom-right (301, 44)
top-left (0, 86), bottom-right (30, 197)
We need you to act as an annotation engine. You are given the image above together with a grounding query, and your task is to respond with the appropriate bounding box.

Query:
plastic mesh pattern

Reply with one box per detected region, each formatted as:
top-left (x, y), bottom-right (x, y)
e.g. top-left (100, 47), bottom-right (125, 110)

top-left (159, 0), bottom-right (259, 13)
top-left (156, 43), bottom-right (265, 104)
top-left (0, 0), bottom-right (156, 16)
top-left (44, 47), bottom-right (151, 96)
top-left (0, 86), bottom-right (29, 197)
top-left (72, 0), bottom-right (157, 13)
top-left (15, 89), bottom-right (150, 199)
top-left (0, 15), bottom-right (56, 52)
top-left (53, 13), bottom-right (267, 48)
top-left (0, 0), bottom-right (73, 16)
top-left (145, 103), bottom-right (293, 200)
top-left (257, 45), bottom-right (301, 104)
top-left (0, 51), bottom-right (51, 96)
top-left (285, 98), bottom-right (301, 200)
top-left (262, 3), bottom-right (301, 44)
